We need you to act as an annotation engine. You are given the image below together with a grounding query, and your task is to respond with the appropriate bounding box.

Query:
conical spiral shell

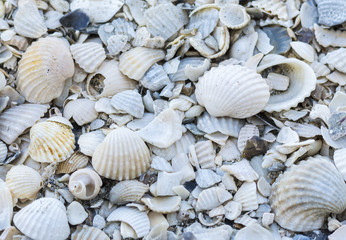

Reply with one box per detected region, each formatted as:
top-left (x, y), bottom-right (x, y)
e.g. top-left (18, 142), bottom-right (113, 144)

top-left (16, 37), bottom-right (74, 103)
top-left (92, 127), bottom-right (151, 180)
top-left (29, 121), bottom-right (75, 163)
top-left (68, 168), bottom-right (102, 200)
top-left (269, 155), bottom-right (346, 232)
top-left (195, 64), bottom-right (270, 119)
top-left (13, 197), bottom-right (70, 240)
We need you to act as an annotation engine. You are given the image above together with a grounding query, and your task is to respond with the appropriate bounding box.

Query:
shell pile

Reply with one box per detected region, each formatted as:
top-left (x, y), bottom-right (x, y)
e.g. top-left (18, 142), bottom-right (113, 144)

top-left (0, 0), bottom-right (346, 239)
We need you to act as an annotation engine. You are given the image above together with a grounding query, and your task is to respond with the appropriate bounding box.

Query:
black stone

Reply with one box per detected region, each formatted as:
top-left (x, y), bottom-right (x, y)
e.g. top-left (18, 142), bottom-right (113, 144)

top-left (60, 9), bottom-right (90, 30)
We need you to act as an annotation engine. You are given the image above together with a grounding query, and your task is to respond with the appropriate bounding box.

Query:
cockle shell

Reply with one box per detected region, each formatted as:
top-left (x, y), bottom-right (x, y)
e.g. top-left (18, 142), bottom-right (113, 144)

top-left (196, 64), bottom-right (270, 119)
top-left (0, 180), bottom-right (12, 231)
top-left (219, 4), bottom-right (250, 29)
top-left (56, 152), bottom-right (89, 174)
top-left (72, 225), bottom-right (110, 240)
top-left (78, 130), bottom-right (105, 157)
top-left (5, 165), bottom-right (43, 199)
top-left (13, 197), bottom-right (70, 240)
top-left (16, 37), bottom-right (74, 103)
top-left (141, 196), bottom-right (181, 213)
top-left (196, 187), bottom-right (233, 211)
top-left (233, 182), bottom-right (258, 211)
top-left (64, 98), bottom-right (98, 126)
top-left (269, 155), bottom-right (346, 232)
top-left (69, 168), bottom-right (102, 200)
top-left (109, 180), bottom-right (149, 204)
top-left (315, 0), bottom-right (346, 26)
top-left (29, 121), bottom-right (75, 163)
top-left (70, 43), bottom-right (106, 73)
top-left (0, 103), bottom-right (48, 144)
top-left (92, 127), bottom-right (151, 180)
top-left (111, 90), bottom-right (144, 119)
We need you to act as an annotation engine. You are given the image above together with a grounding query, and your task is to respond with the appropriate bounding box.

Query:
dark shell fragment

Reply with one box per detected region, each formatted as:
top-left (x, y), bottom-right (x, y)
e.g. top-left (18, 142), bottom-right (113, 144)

top-left (60, 9), bottom-right (90, 30)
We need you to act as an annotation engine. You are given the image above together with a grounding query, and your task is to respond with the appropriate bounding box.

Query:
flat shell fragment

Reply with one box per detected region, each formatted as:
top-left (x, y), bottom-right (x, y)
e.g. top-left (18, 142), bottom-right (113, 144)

top-left (221, 160), bottom-right (259, 182)
top-left (235, 223), bottom-right (274, 240)
top-left (233, 182), bottom-right (258, 211)
top-left (110, 180), bottom-right (149, 204)
top-left (219, 4), bottom-right (250, 29)
top-left (72, 225), bottom-right (110, 240)
top-left (110, 90), bottom-right (144, 119)
top-left (59, 9), bottom-right (90, 30)
top-left (0, 180), bottom-right (13, 231)
top-left (141, 196), bottom-right (181, 213)
top-left (67, 201), bottom-right (88, 225)
top-left (196, 187), bottom-right (232, 211)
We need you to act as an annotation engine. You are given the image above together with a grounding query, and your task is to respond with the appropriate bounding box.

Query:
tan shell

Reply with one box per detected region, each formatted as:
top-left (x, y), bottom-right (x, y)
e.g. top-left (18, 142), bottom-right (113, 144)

top-left (92, 127), bottom-right (151, 180)
top-left (72, 225), bottom-right (109, 240)
top-left (109, 180), bottom-right (149, 204)
top-left (68, 168), bottom-right (102, 200)
top-left (63, 98), bottom-right (98, 126)
top-left (141, 196), bottom-right (181, 213)
top-left (219, 4), bottom-right (250, 29)
top-left (70, 43), bottom-right (106, 73)
top-left (16, 37), bottom-right (74, 103)
top-left (269, 155), bottom-right (346, 232)
top-left (5, 165), bottom-right (43, 199)
top-left (0, 180), bottom-right (13, 231)
top-left (196, 64), bottom-right (270, 119)
top-left (29, 121), bottom-right (75, 163)
top-left (56, 152), bottom-right (89, 174)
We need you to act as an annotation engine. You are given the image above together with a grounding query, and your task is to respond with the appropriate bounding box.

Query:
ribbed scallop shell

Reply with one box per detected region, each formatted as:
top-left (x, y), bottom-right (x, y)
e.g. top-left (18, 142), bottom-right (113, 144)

top-left (119, 47), bottom-right (165, 80)
top-left (110, 90), bottom-right (144, 119)
top-left (5, 165), bottom-right (43, 199)
top-left (196, 187), bottom-right (233, 211)
top-left (92, 127), bottom-right (151, 180)
top-left (219, 4), bottom-right (250, 29)
top-left (78, 130), bottom-right (105, 157)
top-left (196, 64), bottom-right (270, 119)
top-left (72, 225), bottom-right (109, 240)
top-left (269, 155), bottom-right (346, 232)
top-left (251, 0), bottom-right (288, 20)
top-left (16, 37), bottom-right (75, 103)
top-left (29, 121), bottom-right (75, 163)
top-left (13, 197), bottom-right (70, 240)
top-left (109, 180), bottom-right (149, 204)
top-left (237, 125), bottom-right (260, 153)
top-left (233, 182), bottom-right (258, 211)
top-left (334, 148), bottom-right (346, 181)
top-left (0, 180), bottom-right (13, 231)
top-left (315, 0), bottom-right (346, 26)
top-left (107, 207), bottom-right (150, 238)
top-left (56, 152), bottom-right (89, 174)
top-left (0, 141), bottom-right (7, 162)
top-left (141, 196), bottom-right (181, 213)
top-left (14, 0), bottom-right (47, 38)
top-left (64, 99), bottom-right (98, 126)
top-left (0, 104), bottom-right (49, 144)
top-left (69, 168), bottom-right (102, 200)
top-left (70, 43), bottom-right (106, 73)
top-left (320, 48), bottom-right (346, 73)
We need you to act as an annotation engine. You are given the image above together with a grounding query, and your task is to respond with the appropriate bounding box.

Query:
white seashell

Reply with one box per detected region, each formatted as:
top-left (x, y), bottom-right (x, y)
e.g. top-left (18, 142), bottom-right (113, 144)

top-left (141, 196), bottom-right (181, 213)
top-left (224, 201), bottom-right (242, 221)
top-left (196, 187), bottom-right (233, 211)
top-left (47, 116), bottom-right (73, 129)
top-left (251, 0), bottom-right (288, 20)
top-left (266, 72), bottom-right (290, 91)
top-left (334, 148), bottom-right (346, 181)
top-left (14, 0), bottom-right (47, 38)
top-left (314, 24), bottom-right (346, 48)
top-left (44, 10), bottom-right (63, 29)
top-left (29, 121), bottom-right (75, 163)
top-left (315, 0), bottom-right (346, 26)
top-left (5, 165), bottom-right (42, 199)
top-left (92, 127), bottom-right (151, 180)
top-left (69, 168), bottom-right (102, 200)
top-left (106, 34), bottom-right (128, 56)
top-left (107, 207), bottom-right (150, 238)
top-left (138, 108), bottom-right (183, 148)
top-left (145, 2), bottom-right (185, 41)
top-left (257, 54), bottom-right (317, 112)
top-left (140, 63), bottom-right (171, 91)
top-left (235, 223), bottom-right (274, 240)
top-left (284, 121), bottom-right (321, 138)
top-left (196, 64), bottom-right (269, 118)
top-left (329, 91), bottom-right (346, 113)
top-left (270, 155), bottom-right (346, 232)
top-left (310, 61), bottom-right (331, 78)
top-left (290, 41), bottom-right (315, 62)
top-left (221, 160), bottom-right (259, 182)
top-left (64, 99), bottom-right (98, 126)
top-left (205, 132), bottom-right (228, 146)
top-left (195, 169), bottom-right (222, 188)
top-left (300, 1), bottom-right (318, 29)
top-left (219, 4), bottom-right (250, 29)
top-left (119, 47), bottom-right (165, 81)
top-left (109, 180), bottom-right (149, 204)
top-left (0, 103), bottom-right (48, 144)
top-left (237, 124), bottom-right (260, 153)
top-left (156, 171), bottom-right (182, 196)
top-left (78, 130), bottom-right (105, 157)
top-left (257, 177), bottom-right (271, 197)
top-left (255, 28), bottom-right (274, 54)
top-left (67, 201), bottom-right (88, 225)
top-left (0, 180), bottom-right (12, 231)
top-left (72, 225), bottom-right (110, 240)
top-left (151, 155), bottom-right (173, 172)
top-left (185, 223), bottom-right (233, 240)
top-left (70, 0), bottom-right (123, 23)
top-left (98, 18), bottom-right (136, 45)
top-left (0, 140), bottom-right (7, 163)
top-left (320, 48), bottom-right (346, 73)
top-left (111, 90), bottom-right (144, 118)
top-left (234, 214), bottom-right (257, 226)
top-left (169, 57), bottom-right (210, 82)
top-left (276, 127), bottom-right (299, 144)
top-left (233, 182), bottom-right (258, 211)
top-left (326, 71), bottom-right (346, 86)
top-left (70, 43), bottom-right (106, 73)
top-left (190, 140), bottom-right (216, 169)
top-left (13, 197), bottom-right (70, 240)
top-left (56, 152), bottom-right (89, 174)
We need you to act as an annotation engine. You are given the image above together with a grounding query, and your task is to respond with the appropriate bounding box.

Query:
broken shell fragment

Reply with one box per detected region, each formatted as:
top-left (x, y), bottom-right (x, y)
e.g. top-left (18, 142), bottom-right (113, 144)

top-left (141, 196), bottom-right (181, 213)
top-left (110, 90), bottom-right (144, 119)
top-left (235, 223), bottom-right (274, 240)
top-left (109, 180), bottom-right (149, 204)
top-left (221, 160), bottom-right (259, 182)
top-left (233, 182), bottom-right (258, 211)
top-left (72, 225), bottom-right (110, 240)
top-left (219, 4), bottom-right (250, 29)
top-left (70, 43), bottom-right (106, 73)
top-left (59, 9), bottom-right (90, 30)
top-left (315, 0), bottom-right (346, 26)
top-left (63, 98), bottom-right (98, 126)
top-left (66, 201), bottom-right (88, 225)
top-left (320, 48), bottom-right (346, 73)
top-left (68, 168), bottom-right (102, 200)
top-left (0, 180), bottom-right (13, 231)
top-left (56, 152), bottom-right (89, 174)
top-left (251, 0), bottom-right (288, 20)
top-left (77, 130), bottom-right (105, 157)
top-left (196, 186), bottom-right (232, 211)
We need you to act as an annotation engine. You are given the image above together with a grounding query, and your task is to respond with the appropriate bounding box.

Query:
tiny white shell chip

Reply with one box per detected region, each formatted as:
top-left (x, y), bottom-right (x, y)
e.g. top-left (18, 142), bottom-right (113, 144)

top-left (221, 160), bottom-right (259, 182)
top-left (67, 201), bottom-right (88, 225)
top-left (141, 196), bottom-right (181, 213)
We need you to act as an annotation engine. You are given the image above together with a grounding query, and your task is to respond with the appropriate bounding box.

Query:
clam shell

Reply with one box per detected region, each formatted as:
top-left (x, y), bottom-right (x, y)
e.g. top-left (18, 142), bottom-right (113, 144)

top-left (315, 0), bottom-right (346, 26)
top-left (196, 187), bottom-right (233, 211)
top-left (196, 64), bottom-right (270, 119)
top-left (70, 43), bottom-right (106, 73)
top-left (0, 103), bottom-right (48, 144)
top-left (224, 201), bottom-right (242, 220)
top-left (29, 121), bottom-right (75, 163)
top-left (13, 197), bottom-right (70, 240)
top-left (0, 180), bottom-right (13, 231)
top-left (92, 127), bottom-right (151, 180)
top-left (110, 90), bottom-right (144, 118)
top-left (314, 24), bottom-right (346, 48)
top-left (14, 0), bottom-right (47, 38)
top-left (16, 37), bottom-right (74, 103)
top-left (72, 225), bottom-right (110, 240)
top-left (56, 152), bottom-right (89, 174)
top-left (64, 99), bottom-right (98, 126)
top-left (290, 41), bottom-right (315, 62)
top-left (186, 5), bottom-right (219, 38)
top-left (191, 140), bottom-right (216, 169)
top-left (251, 0), bottom-right (288, 20)
top-left (140, 63), bottom-right (171, 91)
top-left (269, 155), bottom-right (346, 232)
top-left (107, 207), bottom-right (150, 238)
top-left (320, 48), bottom-right (346, 73)
top-left (77, 130), bottom-right (105, 157)
top-left (219, 4), bottom-right (250, 29)
top-left (233, 182), bottom-right (258, 211)
top-left (69, 168), bottom-right (102, 200)
top-left (0, 140), bottom-right (7, 163)
top-left (109, 180), bottom-right (149, 204)
top-left (333, 148), bottom-right (346, 181)
top-left (119, 47), bottom-right (165, 81)
top-left (141, 196), bottom-right (181, 213)
top-left (221, 160), bottom-right (259, 182)
top-left (5, 165), bottom-right (43, 199)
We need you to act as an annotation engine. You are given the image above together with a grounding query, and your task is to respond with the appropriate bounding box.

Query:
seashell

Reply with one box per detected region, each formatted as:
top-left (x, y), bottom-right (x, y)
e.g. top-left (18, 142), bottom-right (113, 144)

top-left (59, 9), bottom-right (90, 30)
top-left (63, 99), bottom-right (98, 126)
top-left (67, 201), bottom-right (88, 225)
top-left (125, 0), bottom-right (148, 26)
top-left (219, 139), bottom-right (240, 162)
top-left (72, 225), bottom-right (109, 240)
top-left (145, 2), bottom-right (185, 41)
top-left (315, 0), bottom-right (346, 26)
top-left (111, 90), bottom-right (144, 118)
top-left (70, 43), bottom-right (106, 73)
top-left (233, 182), bottom-right (258, 211)
top-left (185, 223), bottom-right (233, 239)
top-left (0, 103), bottom-right (49, 144)
top-left (86, 60), bottom-right (137, 98)
top-left (4, 35), bottom-right (29, 51)
top-left (290, 41), bottom-right (315, 62)
top-left (257, 54), bottom-right (316, 112)
top-left (13, 197), bottom-right (70, 240)
top-left (326, 71), bottom-right (346, 86)
top-left (98, 18), bottom-right (137, 45)
top-left (140, 63), bottom-right (171, 91)
top-left (334, 148), bottom-right (346, 181)
top-left (106, 34), bottom-right (128, 55)
top-left (284, 121), bottom-right (321, 138)
top-left (70, 0), bottom-right (123, 23)
top-left (45, 11), bottom-right (63, 29)
top-left (256, 28), bottom-right (274, 54)
top-left (56, 152), bottom-right (89, 174)
top-left (261, 27), bottom-right (291, 54)
top-left (251, 0), bottom-right (288, 20)
top-left (68, 168), bottom-right (102, 200)
top-left (92, 127), bottom-right (151, 180)
top-left (141, 196), bottom-right (181, 213)
top-left (300, 0), bottom-right (319, 29)
top-left (0, 140), bottom-right (7, 163)
top-left (266, 72), bottom-right (289, 91)
top-left (196, 186), bottom-right (233, 211)
top-left (107, 207), bottom-right (150, 238)
top-left (276, 127), bottom-right (299, 144)
top-left (195, 169), bottom-right (222, 188)
top-left (17, 37), bottom-right (74, 103)
top-left (237, 124), bottom-right (260, 153)
top-left (269, 155), bottom-right (346, 232)
top-left (221, 160), bottom-right (259, 182)
top-left (219, 4), bottom-right (250, 29)
top-left (191, 140), bottom-right (216, 169)
top-left (235, 223), bottom-right (273, 240)
top-left (320, 48), bottom-right (346, 73)
top-left (47, 116), bottom-right (73, 129)
top-left (110, 180), bottom-right (149, 204)
top-left (196, 64), bottom-right (270, 119)
top-left (224, 201), bottom-right (242, 220)
top-left (329, 91), bottom-right (346, 113)
top-left (329, 111), bottom-right (346, 140)
top-left (29, 121), bottom-right (75, 163)
top-left (14, 0), bottom-right (47, 38)
top-left (0, 180), bottom-right (13, 231)
top-left (150, 155), bottom-right (173, 172)
top-left (78, 130), bottom-right (105, 157)
top-left (314, 24), bottom-right (346, 48)
top-left (5, 165), bottom-right (43, 199)
top-left (169, 57), bottom-right (210, 82)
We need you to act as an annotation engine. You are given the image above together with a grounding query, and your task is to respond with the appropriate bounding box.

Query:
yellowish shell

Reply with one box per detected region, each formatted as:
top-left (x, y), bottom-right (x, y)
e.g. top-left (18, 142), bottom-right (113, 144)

top-left (56, 152), bottom-right (89, 174)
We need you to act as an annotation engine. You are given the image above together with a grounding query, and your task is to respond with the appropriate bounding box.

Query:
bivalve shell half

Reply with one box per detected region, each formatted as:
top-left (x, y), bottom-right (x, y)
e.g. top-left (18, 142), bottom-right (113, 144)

top-left (334, 148), bottom-right (346, 181)
top-left (141, 196), bottom-right (181, 213)
top-left (187, 5), bottom-right (219, 39)
top-left (269, 155), bottom-right (346, 232)
top-left (16, 37), bottom-right (74, 103)
top-left (219, 4), bottom-right (250, 29)
top-left (72, 225), bottom-right (109, 240)
top-left (69, 168), bottom-right (102, 200)
top-left (251, 0), bottom-right (288, 20)
top-left (63, 98), bottom-right (98, 126)
top-left (196, 186), bottom-right (233, 211)
top-left (109, 180), bottom-right (149, 204)
top-left (110, 90), bottom-right (144, 119)
top-left (314, 24), bottom-right (346, 48)
top-left (13, 197), bottom-right (70, 240)
top-left (70, 43), bottom-right (106, 73)
top-left (233, 182), bottom-right (258, 211)
top-left (56, 152), bottom-right (89, 174)
top-left (196, 64), bottom-right (270, 119)
top-left (0, 180), bottom-right (13, 231)
top-left (92, 127), bottom-right (151, 180)
top-left (315, 0), bottom-right (346, 26)
top-left (78, 130), bottom-right (105, 157)
top-left (320, 48), bottom-right (346, 73)
top-left (0, 141), bottom-right (7, 163)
